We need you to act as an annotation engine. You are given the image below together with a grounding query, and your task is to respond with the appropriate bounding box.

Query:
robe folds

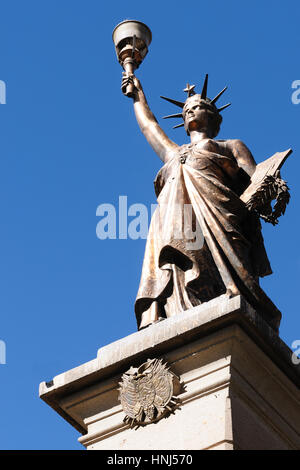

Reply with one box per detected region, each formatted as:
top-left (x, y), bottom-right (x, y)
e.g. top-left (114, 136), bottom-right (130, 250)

top-left (135, 143), bottom-right (281, 332)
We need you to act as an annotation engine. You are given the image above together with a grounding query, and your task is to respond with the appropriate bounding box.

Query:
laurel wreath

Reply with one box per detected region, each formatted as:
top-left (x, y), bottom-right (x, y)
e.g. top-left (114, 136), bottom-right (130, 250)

top-left (246, 171), bottom-right (290, 226)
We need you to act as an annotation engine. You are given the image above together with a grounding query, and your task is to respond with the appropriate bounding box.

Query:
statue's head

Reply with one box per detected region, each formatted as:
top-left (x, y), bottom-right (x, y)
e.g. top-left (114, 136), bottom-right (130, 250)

top-left (161, 75), bottom-right (231, 138)
top-left (182, 94), bottom-right (222, 137)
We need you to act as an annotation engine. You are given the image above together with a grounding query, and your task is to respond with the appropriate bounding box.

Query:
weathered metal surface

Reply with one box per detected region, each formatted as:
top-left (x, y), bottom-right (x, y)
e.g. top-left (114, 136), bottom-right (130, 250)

top-left (115, 23), bottom-right (292, 334)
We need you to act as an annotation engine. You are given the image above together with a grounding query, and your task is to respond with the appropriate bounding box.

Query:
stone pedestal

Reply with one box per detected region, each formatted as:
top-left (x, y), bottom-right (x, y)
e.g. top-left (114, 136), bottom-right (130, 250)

top-left (39, 295), bottom-right (300, 450)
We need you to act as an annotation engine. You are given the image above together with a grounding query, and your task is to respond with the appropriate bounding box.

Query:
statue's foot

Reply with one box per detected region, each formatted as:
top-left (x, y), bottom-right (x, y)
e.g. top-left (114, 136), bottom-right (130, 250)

top-left (139, 316), bottom-right (165, 331)
top-left (225, 287), bottom-right (240, 298)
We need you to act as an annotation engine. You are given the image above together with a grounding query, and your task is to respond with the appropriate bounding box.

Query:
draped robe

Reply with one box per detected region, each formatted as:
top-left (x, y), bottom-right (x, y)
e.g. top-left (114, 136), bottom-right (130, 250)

top-left (135, 142), bottom-right (281, 331)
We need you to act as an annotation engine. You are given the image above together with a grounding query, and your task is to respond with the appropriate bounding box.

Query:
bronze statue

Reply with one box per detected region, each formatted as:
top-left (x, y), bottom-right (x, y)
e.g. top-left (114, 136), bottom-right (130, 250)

top-left (113, 21), bottom-right (291, 333)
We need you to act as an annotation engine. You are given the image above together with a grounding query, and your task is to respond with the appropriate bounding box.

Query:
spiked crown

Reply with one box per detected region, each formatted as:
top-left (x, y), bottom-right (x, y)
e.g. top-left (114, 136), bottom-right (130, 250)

top-left (161, 74), bottom-right (231, 135)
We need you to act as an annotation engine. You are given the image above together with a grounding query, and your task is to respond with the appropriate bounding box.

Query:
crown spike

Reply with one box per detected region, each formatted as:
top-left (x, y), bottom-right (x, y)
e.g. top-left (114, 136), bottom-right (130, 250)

top-left (210, 86), bottom-right (228, 105)
top-left (200, 74), bottom-right (208, 100)
top-left (218, 103), bottom-right (231, 112)
top-left (162, 113), bottom-right (183, 119)
top-left (160, 96), bottom-right (185, 108)
top-left (173, 123), bottom-right (185, 129)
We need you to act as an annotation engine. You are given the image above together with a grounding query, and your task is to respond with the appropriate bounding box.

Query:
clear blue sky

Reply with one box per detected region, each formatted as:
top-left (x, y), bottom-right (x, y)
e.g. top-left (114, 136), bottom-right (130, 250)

top-left (0, 0), bottom-right (299, 450)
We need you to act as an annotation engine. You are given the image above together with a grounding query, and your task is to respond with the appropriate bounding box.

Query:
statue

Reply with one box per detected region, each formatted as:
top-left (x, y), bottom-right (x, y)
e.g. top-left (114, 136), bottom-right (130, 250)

top-left (113, 21), bottom-right (291, 333)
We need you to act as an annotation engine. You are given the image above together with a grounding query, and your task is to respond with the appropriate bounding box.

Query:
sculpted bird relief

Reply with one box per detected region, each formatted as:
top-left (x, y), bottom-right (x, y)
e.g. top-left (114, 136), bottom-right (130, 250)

top-left (118, 358), bottom-right (180, 427)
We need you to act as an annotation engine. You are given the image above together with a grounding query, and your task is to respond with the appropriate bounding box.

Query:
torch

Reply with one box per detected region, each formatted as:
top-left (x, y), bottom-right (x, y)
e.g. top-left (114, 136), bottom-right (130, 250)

top-left (112, 20), bottom-right (152, 97)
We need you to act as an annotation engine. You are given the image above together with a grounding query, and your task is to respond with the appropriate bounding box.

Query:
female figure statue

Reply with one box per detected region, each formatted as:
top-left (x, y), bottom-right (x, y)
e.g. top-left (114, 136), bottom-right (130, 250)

top-left (122, 73), bottom-right (284, 332)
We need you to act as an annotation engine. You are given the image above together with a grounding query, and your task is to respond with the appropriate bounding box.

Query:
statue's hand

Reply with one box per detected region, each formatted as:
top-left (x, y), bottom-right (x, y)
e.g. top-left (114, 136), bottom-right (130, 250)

top-left (121, 72), bottom-right (143, 98)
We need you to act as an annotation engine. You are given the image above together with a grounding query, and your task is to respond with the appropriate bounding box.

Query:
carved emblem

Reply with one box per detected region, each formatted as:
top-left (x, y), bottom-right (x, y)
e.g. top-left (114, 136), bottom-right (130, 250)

top-left (118, 358), bottom-right (180, 427)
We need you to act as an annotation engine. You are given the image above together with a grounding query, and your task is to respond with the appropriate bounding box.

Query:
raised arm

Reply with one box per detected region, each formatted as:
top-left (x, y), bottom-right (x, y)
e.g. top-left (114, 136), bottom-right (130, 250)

top-left (122, 74), bottom-right (179, 163)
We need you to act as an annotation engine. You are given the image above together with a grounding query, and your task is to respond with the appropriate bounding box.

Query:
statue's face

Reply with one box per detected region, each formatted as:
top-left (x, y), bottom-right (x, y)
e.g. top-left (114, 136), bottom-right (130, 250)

top-left (183, 95), bottom-right (218, 133)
